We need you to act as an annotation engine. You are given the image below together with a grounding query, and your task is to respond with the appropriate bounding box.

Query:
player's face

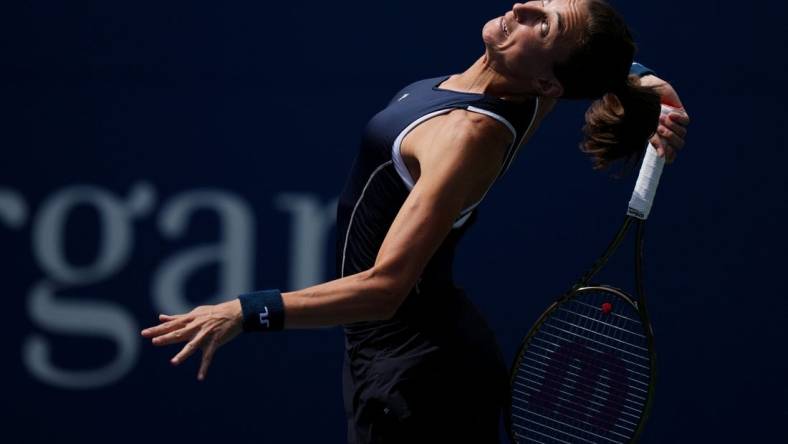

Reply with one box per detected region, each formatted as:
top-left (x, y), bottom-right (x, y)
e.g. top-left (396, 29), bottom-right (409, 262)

top-left (482, 0), bottom-right (588, 96)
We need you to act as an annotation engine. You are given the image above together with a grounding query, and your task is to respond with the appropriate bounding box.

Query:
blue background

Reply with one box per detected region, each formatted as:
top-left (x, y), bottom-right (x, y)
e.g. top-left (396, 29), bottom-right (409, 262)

top-left (4, 1), bottom-right (786, 442)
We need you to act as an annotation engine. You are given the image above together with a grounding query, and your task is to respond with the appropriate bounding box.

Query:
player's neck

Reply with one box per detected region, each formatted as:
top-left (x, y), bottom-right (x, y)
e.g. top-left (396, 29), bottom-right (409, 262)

top-left (446, 55), bottom-right (535, 102)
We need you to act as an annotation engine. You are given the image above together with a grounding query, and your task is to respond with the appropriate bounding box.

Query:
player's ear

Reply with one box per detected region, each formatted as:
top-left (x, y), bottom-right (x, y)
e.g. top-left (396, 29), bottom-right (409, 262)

top-left (534, 76), bottom-right (564, 98)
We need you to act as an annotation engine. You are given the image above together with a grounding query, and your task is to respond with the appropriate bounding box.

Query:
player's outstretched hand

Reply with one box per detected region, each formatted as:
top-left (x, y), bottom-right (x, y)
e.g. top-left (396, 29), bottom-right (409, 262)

top-left (141, 299), bottom-right (243, 381)
top-left (640, 74), bottom-right (690, 163)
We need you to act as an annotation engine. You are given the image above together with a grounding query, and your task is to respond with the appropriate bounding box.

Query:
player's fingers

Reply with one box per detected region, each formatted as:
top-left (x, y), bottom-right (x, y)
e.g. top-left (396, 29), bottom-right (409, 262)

top-left (141, 317), bottom-right (189, 339)
top-left (656, 126), bottom-right (685, 152)
top-left (659, 115), bottom-right (687, 138)
top-left (650, 135), bottom-right (666, 159)
top-left (668, 110), bottom-right (690, 127)
top-left (171, 328), bottom-right (210, 366)
top-left (151, 320), bottom-right (200, 346)
top-left (197, 339), bottom-right (218, 381)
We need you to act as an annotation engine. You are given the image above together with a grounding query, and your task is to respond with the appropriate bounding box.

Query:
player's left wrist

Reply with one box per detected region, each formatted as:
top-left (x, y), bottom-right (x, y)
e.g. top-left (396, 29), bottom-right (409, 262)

top-left (238, 289), bottom-right (286, 332)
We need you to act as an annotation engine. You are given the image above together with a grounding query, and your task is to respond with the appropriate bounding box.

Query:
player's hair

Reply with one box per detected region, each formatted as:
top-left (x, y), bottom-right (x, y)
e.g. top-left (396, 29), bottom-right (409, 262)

top-left (554, 0), bottom-right (661, 170)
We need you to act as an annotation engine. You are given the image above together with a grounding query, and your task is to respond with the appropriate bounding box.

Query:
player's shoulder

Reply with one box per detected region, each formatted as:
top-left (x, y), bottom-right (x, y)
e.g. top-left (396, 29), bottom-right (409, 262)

top-left (414, 108), bottom-right (512, 178)
top-left (441, 108), bottom-right (514, 147)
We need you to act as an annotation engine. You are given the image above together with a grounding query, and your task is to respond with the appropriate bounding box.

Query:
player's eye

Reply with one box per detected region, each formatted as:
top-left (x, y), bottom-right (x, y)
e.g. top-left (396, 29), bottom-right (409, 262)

top-left (540, 0), bottom-right (550, 37)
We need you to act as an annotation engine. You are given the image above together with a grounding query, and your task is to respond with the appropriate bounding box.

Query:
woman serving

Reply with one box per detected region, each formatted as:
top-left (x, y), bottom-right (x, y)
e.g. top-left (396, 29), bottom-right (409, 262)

top-left (142, 1), bottom-right (689, 442)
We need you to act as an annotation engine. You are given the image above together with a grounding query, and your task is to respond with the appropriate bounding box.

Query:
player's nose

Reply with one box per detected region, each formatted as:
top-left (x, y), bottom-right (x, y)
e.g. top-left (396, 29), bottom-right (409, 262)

top-left (512, 2), bottom-right (542, 22)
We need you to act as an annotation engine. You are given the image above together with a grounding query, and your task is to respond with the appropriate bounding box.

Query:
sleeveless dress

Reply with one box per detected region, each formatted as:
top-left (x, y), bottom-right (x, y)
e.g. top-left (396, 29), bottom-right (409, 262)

top-left (336, 75), bottom-right (539, 443)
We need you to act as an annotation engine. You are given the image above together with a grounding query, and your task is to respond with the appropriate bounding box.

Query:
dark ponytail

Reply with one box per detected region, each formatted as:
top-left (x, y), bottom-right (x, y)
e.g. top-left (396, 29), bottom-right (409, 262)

top-left (581, 75), bottom-right (660, 170)
top-left (553, 0), bottom-right (661, 170)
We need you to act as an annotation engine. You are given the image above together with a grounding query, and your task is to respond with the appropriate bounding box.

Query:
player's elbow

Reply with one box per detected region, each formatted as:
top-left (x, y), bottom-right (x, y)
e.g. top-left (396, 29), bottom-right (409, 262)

top-left (375, 282), bottom-right (408, 321)
top-left (363, 266), bottom-right (411, 320)
top-left (377, 290), bottom-right (403, 321)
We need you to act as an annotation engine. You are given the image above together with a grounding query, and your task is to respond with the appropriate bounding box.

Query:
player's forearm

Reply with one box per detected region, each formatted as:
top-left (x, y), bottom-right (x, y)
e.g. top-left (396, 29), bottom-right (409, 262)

top-left (280, 268), bottom-right (403, 329)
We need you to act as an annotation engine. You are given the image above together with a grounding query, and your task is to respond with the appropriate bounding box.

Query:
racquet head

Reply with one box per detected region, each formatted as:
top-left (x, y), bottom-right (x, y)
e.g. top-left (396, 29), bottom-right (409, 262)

top-left (508, 285), bottom-right (656, 444)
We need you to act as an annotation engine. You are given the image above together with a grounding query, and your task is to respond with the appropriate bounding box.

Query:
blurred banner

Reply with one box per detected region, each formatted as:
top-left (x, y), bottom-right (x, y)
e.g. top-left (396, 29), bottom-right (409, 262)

top-left (4, 1), bottom-right (787, 443)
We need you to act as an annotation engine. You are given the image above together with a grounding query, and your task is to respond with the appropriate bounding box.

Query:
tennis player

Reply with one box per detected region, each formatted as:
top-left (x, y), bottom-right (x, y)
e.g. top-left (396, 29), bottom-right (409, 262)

top-left (141, 1), bottom-right (690, 442)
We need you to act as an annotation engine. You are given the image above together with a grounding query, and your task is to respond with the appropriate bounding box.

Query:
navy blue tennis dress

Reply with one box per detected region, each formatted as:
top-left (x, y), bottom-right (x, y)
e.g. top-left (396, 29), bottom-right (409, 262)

top-left (336, 75), bottom-right (539, 443)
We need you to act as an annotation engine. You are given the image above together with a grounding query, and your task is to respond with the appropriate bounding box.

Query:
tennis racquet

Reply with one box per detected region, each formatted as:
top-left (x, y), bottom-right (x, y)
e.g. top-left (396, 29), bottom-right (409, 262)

top-left (507, 105), bottom-right (674, 444)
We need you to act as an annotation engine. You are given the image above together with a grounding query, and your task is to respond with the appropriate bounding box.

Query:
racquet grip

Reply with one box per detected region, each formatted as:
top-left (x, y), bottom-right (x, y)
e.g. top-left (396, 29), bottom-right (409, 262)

top-left (627, 105), bottom-right (673, 220)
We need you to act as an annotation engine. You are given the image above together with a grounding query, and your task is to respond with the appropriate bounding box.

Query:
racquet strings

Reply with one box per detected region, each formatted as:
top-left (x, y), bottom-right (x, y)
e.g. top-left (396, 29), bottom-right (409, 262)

top-left (511, 290), bottom-right (652, 443)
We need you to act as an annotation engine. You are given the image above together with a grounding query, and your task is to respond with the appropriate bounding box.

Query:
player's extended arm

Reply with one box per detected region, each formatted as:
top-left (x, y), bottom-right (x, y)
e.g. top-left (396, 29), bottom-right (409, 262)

top-left (140, 110), bottom-right (512, 379)
top-left (281, 111), bottom-right (511, 327)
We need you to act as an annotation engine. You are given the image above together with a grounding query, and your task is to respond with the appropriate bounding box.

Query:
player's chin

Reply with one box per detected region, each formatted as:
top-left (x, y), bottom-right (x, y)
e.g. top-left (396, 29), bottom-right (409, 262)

top-left (481, 17), bottom-right (504, 46)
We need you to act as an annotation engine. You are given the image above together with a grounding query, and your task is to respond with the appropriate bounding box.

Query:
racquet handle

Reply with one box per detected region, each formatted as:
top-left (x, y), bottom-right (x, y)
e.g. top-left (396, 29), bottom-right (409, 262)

top-left (627, 105), bottom-right (673, 220)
